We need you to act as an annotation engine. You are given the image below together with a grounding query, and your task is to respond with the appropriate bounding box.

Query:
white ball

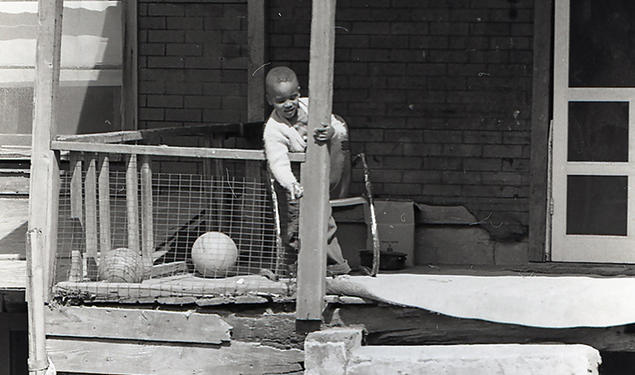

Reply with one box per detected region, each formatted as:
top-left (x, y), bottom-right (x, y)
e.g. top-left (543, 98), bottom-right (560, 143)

top-left (191, 231), bottom-right (238, 275)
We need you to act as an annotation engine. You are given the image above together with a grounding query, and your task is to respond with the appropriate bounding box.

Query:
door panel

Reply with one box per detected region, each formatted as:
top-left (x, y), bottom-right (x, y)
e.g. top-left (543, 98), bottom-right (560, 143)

top-left (552, 0), bottom-right (635, 262)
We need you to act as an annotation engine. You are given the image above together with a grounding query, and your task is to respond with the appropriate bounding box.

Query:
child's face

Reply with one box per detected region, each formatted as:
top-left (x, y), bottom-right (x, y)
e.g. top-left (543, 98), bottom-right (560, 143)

top-left (267, 80), bottom-right (300, 121)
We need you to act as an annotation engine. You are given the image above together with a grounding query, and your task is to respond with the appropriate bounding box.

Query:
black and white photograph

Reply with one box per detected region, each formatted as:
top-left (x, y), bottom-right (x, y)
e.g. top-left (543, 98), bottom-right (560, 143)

top-left (0, 0), bottom-right (633, 373)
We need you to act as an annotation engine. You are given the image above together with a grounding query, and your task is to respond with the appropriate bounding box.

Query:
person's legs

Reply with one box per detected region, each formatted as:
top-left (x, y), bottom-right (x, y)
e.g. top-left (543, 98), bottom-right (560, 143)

top-left (326, 209), bottom-right (351, 275)
top-left (278, 184), bottom-right (350, 275)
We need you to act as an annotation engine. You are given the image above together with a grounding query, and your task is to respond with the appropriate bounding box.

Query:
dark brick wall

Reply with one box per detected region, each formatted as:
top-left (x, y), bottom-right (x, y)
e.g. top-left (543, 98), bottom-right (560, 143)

top-left (137, 0), bottom-right (534, 240)
top-left (269, 0), bottom-right (533, 239)
top-left (138, 1), bottom-right (248, 134)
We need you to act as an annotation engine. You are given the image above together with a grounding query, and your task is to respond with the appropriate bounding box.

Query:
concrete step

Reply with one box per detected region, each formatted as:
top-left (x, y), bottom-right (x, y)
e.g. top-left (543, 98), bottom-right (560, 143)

top-left (305, 328), bottom-right (601, 375)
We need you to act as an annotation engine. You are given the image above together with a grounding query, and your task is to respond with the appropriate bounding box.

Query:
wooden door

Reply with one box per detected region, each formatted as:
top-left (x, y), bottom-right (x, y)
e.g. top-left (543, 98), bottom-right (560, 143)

top-left (552, 0), bottom-right (635, 262)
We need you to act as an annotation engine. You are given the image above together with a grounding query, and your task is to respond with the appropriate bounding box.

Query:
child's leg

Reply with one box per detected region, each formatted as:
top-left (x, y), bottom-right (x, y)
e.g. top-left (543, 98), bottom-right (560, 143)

top-left (326, 215), bottom-right (347, 265)
top-left (286, 195), bottom-right (300, 262)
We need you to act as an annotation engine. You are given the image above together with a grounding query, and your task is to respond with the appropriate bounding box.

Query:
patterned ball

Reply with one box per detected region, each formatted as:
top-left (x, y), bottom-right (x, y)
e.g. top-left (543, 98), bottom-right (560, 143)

top-left (191, 232), bottom-right (238, 276)
top-left (98, 248), bottom-right (145, 283)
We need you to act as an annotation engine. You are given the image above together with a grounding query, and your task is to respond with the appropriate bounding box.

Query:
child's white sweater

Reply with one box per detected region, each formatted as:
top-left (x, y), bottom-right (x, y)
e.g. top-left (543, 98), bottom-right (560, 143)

top-left (263, 97), bottom-right (348, 193)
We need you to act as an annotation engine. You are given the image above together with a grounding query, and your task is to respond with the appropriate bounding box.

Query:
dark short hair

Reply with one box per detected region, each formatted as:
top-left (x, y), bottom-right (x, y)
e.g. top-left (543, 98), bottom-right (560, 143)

top-left (266, 66), bottom-right (298, 89)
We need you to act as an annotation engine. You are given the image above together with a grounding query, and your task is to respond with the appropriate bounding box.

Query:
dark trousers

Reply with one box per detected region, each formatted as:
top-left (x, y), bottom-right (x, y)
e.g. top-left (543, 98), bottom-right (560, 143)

top-left (276, 184), bottom-right (348, 266)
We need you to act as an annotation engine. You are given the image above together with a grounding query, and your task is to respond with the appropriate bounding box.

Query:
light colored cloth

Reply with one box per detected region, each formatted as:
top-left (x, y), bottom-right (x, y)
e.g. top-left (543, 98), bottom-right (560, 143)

top-left (263, 97), bottom-right (348, 192)
top-left (327, 273), bottom-right (635, 328)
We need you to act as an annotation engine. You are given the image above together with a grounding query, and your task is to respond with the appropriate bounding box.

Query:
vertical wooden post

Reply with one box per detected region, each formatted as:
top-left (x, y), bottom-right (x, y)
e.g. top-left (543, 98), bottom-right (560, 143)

top-left (84, 155), bottom-right (98, 279)
top-left (98, 155), bottom-right (112, 254)
top-left (140, 155), bottom-right (153, 269)
top-left (296, 0), bottom-right (337, 333)
top-left (528, 0), bottom-right (554, 261)
top-left (27, 0), bottom-right (63, 370)
top-left (126, 154), bottom-right (140, 254)
top-left (69, 152), bottom-right (83, 222)
top-left (246, 0), bottom-right (267, 180)
top-left (247, 0), bottom-right (267, 123)
top-left (122, 0), bottom-right (138, 130)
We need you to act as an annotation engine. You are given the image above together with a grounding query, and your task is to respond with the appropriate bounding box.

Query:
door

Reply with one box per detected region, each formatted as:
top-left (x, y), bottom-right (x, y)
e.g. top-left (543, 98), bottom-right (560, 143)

top-left (552, 0), bottom-right (635, 262)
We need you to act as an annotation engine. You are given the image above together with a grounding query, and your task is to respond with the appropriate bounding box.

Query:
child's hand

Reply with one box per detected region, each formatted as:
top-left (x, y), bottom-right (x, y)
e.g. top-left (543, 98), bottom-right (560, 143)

top-left (313, 122), bottom-right (334, 143)
top-left (290, 182), bottom-right (304, 200)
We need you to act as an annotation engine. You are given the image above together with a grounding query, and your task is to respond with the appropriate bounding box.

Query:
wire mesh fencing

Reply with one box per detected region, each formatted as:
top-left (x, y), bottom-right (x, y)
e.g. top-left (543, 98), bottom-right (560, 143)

top-left (54, 154), bottom-right (290, 302)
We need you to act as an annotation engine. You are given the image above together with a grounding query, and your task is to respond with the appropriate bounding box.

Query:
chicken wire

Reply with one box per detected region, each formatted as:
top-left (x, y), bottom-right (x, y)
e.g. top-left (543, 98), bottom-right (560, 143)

top-left (54, 157), bottom-right (288, 300)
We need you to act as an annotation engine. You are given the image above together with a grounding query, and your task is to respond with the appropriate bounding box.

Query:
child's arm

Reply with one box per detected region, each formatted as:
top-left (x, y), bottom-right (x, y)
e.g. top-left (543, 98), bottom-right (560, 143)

top-left (264, 126), bottom-right (303, 198)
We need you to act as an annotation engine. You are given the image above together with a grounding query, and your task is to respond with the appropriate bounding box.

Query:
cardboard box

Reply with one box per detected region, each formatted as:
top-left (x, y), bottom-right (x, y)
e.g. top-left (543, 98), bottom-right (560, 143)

top-left (332, 199), bottom-right (415, 268)
top-left (374, 200), bottom-right (415, 267)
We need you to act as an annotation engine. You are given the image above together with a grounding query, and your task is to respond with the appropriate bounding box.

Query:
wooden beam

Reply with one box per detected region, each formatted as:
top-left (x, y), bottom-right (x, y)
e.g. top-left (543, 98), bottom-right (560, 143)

top-left (51, 141), bottom-right (306, 162)
top-left (122, 0), bottom-right (138, 130)
top-left (247, 0), bottom-right (267, 123)
top-left (140, 155), bottom-right (153, 268)
top-left (528, 0), bottom-right (553, 262)
top-left (54, 122), bottom-right (263, 143)
top-left (54, 276), bottom-right (290, 302)
top-left (27, 0), bottom-right (63, 370)
top-left (328, 304), bottom-right (635, 353)
top-left (0, 134), bottom-right (32, 146)
top-left (126, 155), bottom-right (139, 254)
top-left (84, 156), bottom-right (98, 279)
top-left (46, 339), bottom-right (303, 375)
top-left (45, 306), bottom-right (231, 344)
top-left (296, 0), bottom-right (337, 330)
top-left (98, 155), bottom-right (112, 255)
top-left (69, 153), bottom-right (83, 221)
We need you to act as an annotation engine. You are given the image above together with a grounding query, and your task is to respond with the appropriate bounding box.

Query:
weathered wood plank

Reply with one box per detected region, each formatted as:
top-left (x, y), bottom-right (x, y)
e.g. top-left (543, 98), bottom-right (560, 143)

top-left (84, 156), bottom-right (98, 268)
top-left (528, 0), bottom-right (553, 262)
top-left (28, 0), bottom-right (64, 369)
top-left (51, 141), bottom-right (306, 162)
top-left (297, 0), bottom-right (337, 326)
top-left (45, 306), bottom-right (231, 344)
top-left (126, 155), bottom-right (139, 254)
top-left (98, 155), bottom-right (111, 254)
top-left (55, 275), bottom-right (290, 299)
top-left (0, 134), bottom-right (32, 147)
top-left (247, 0), bottom-right (267, 124)
top-left (328, 304), bottom-right (635, 353)
top-left (47, 339), bottom-right (303, 375)
top-left (69, 153), bottom-right (83, 221)
top-left (122, 0), bottom-right (138, 130)
top-left (140, 155), bottom-right (153, 266)
top-left (54, 122), bottom-right (261, 143)
top-left (150, 261), bottom-right (187, 278)
top-left (0, 260), bottom-right (26, 289)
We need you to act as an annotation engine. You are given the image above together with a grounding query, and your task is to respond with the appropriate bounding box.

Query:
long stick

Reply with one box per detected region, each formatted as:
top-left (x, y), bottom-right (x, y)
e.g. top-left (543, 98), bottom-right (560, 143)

top-left (269, 174), bottom-right (284, 276)
top-left (358, 153), bottom-right (380, 276)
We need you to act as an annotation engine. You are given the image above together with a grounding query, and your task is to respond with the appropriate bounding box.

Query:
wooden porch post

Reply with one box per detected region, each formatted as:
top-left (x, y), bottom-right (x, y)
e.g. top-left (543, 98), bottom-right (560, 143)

top-left (528, 0), bottom-right (554, 261)
top-left (247, 0), bottom-right (267, 123)
top-left (27, 0), bottom-right (64, 371)
top-left (122, 0), bottom-right (138, 130)
top-left (296, 0), bottom-right (337, 333)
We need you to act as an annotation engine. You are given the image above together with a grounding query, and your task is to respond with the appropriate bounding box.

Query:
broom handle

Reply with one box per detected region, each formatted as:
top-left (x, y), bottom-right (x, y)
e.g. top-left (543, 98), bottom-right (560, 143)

top-left (358, 153), bottom-right (380, 276)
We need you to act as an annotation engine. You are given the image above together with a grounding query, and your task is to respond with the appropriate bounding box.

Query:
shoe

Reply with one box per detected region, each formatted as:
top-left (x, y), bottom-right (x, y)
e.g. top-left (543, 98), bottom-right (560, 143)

top-left (327, 261), bottom-right (351, 276)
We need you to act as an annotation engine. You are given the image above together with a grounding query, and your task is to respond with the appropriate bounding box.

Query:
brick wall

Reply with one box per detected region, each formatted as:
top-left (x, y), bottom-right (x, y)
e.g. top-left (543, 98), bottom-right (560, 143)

top-left (137, 0), bottom-right (534, 240)
top-left (269, 0), bottom-right (533, 240)
top-left (138, 0), bottom-right (248, 134)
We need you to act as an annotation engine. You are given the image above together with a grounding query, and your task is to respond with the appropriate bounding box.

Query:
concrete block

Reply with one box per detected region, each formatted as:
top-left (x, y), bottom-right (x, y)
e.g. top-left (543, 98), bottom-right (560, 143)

top-left (346, 344), bottom-right (600, 375)
top-left (304, 328), bottom-right (363, 375)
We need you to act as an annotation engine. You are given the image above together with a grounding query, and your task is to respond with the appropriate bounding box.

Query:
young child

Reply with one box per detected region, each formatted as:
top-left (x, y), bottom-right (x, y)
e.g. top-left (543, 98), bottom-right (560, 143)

top-left (263, 66), bottom-right (351, 275)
